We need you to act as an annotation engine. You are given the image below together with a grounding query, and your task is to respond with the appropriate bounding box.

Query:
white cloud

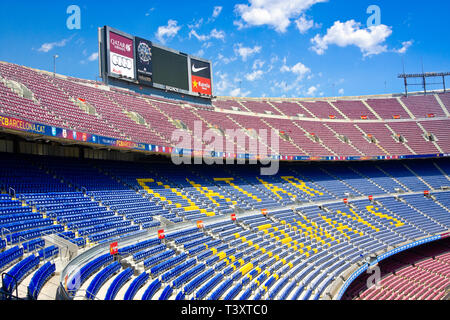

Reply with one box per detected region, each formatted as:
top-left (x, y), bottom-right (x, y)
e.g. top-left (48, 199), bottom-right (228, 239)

top-left (38, 37), bottom-right (72, 53)
top-left (338, 88), bottom-right (345, 95)
top-left (155, 20), bottom-right (181, 44)
top-left (210, 29), bottom-right (226, 40)
top-left (213, 6), bottom-right (223, 18)
top-left (234, 44), bottom-right (262, 61)
top-left (235, 0), bottom-right (327, 33)
top-left (145, 8), bottom-right (155, 16)
top-left (233, 20), bottom-right (246, 30)
top-left (88, 52), bottom-right (98, 61)
top-left (230, 87), bottom-right (251, 97)
top-left (194, 49), bottom-right (205, 57)
top-left (310, 20), bottom-right (392, 57)
top-left (217, 54), bottom-right (237, 65)
top-left (246, 70), bottom-right (264, 81)
top-left (270, 55), bottom-right (279, 64)
top-left (280, 61), bottom-right (311, 80)
top-left (203, 42), bottom-right (213, 49)
top-left (252, 59), bottom-right (265, 70)
top-left (306, 85), bottom-right (318, 96)
top-left (189, 30), bottom-right (207, 41)
top-left (215, 72), bottom-right (231, 95)
top-left (189, 29), bottom-right (225, 42)
top-left (215, 72), bottom-right (251, 97)
top-left (273, 80), bottom-right (301, 93)
top-left (394, 40), bottom-right (413, 54)
top-left (295, 14), bottom-right (320, 34)
top-left (80, 52), bottom-right (99, 65)
top-left (188, 18), bottom-right (204, 30)
top-left (291, 62), bottom-right (311, 77)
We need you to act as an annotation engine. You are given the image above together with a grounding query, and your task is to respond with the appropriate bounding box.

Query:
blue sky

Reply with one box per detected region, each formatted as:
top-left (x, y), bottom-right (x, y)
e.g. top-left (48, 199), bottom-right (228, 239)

top-left (0, 0), bottom-right (449, 98)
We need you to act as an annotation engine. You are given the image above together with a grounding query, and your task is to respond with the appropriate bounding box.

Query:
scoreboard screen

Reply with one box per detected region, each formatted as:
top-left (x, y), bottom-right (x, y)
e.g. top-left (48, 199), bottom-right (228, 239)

top-left (152, 46), bottom-right (189, 92)
top-left (99, 26), bottom-right (213, 99)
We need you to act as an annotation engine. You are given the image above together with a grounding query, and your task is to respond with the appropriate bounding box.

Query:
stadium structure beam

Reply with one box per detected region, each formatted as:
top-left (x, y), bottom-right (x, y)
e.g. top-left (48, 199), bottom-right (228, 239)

top-left (398, 72), bottom-right (450, 96)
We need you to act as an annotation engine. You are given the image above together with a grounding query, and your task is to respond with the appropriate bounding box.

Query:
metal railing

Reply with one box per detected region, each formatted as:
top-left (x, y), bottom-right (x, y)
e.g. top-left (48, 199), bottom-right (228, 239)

top-left (58, 228), bottom-right (151, 299)
top-left (1, 227), bottom-right (12, 244)
top-left (1, 272), bottom-right (19, 300)
top-left (8, 187), bottom-right (15, 199)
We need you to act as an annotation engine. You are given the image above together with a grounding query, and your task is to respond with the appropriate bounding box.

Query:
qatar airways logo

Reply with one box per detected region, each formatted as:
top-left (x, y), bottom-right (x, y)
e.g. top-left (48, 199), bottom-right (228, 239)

top-left (110, 39), bottom-right (132, 54)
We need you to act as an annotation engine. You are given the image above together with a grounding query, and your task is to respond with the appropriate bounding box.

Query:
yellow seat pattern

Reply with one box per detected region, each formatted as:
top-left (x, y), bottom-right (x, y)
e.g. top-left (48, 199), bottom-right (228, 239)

top-left (256, 177), bottom-right (296, 200)
top-left (186, 178), bottom-right (234, 208)
top-left (138, 178), bottom-right (200, 213)
top-left (281, 176), bottom-right (324, 197)
top-left (366, 206), bottom-right (404, 227)
top-left (336, 209), bottom-right (380, 233)
top-left (214, 178), bottom-right (262, 202)
top-left (319, 214), bottom-right (354, 240)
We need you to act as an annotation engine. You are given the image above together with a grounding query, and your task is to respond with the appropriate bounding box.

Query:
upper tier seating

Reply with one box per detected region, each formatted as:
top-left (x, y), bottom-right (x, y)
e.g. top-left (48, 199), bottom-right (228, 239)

top-left (387, 122), bottom-right (440, 154)
top-left (366, 98), bottom-right (411, 120)
top-left (0, 63), bottom-right (122, 138)
top-left (240, 100), bottom-right (283, 116)
top-left (332, 100), bottom-right (378, 120)
top-left (1, 62), bottom-right (449, 159)
top-left (270, 101), bottom-right (308, 117)
top-left (400, 95), bottom-right (446, 119)
top-left (300, 101), bottom-right (344, 120)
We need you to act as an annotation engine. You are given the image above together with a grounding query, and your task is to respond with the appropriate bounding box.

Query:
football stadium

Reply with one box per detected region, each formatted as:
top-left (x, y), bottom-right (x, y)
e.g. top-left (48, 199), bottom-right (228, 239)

top-left (0, 1), bottom-right (449, 303)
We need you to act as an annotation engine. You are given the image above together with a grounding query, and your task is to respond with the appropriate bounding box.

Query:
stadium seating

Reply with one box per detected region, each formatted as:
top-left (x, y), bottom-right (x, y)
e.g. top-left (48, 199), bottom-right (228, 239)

top-left (0, 61), bottom-right (449, 300)
top-left (332, 100), bottom-right (378, 120)
top-left (0, 150), bottom-right (448, 300)
top-left (400, 95), bottom-right (447, 119)
top-left (2, 254), bottom-right (39, 294)
top-left (104, 267), bottom-right (133, 300)
top-left (1, 62), bottom-right (450, 158)
top-left (300, 101), bottom-right (345, 120)
top-left (123, 272), bottom-right (149, 301)
top-left (365, 98), bottom-right (411, 120)
top-left (86, 261), bottom-right (121, 300)
top-left (357, 252), bottom-right (450, 300)
top-left (27, 262), bottom-right (55, 300)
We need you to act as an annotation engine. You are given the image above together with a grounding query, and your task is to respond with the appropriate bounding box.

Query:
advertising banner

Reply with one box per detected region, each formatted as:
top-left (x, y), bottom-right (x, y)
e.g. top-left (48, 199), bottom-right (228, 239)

top-left (109, 31), bottom-right (135, 79)
top-left (190, 58), bottom-right (212, 96)
top-left (110, 242), bottom-right (118, 255)
top-left (0, 113), bottom-right (448, 163)
top-left (0, 115), bottom-right (47, 135)
top-left (135, 36), bottom-right (153, 86)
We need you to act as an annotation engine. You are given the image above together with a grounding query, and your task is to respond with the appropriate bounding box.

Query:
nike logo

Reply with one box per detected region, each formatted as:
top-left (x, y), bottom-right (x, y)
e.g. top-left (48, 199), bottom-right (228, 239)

top-left (192, 65), bottom-right (208, 73)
